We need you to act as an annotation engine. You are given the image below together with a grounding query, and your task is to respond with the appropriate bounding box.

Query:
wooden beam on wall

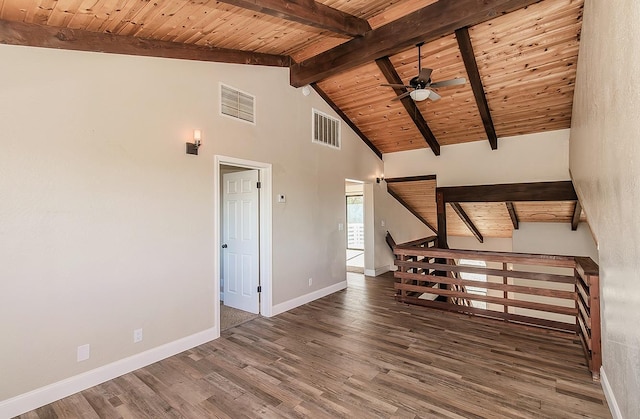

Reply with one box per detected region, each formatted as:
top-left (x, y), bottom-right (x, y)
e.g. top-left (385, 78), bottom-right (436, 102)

top-left (375, 58), bottom-right (441, 155)
top-left (506, 202), bottom-right (519, 229)
top-left (290, 0), bottom-right (542, 87)
top-left (455, 27), bottom-right (498, 150)
top-left (436, 190), bottom-right (448, 249)
top-left (439, 181), bottom-right (578, 203)
top-left (0, 20), bottom-right (290, 67)
top-left (386, 186), bottom-right (437, 234)
top-left (384, 175), bottom-right (437, 183)
top-left (572, 200), bottom-right (582, 231)
top-left (216, 0), bottom-right (371, 37)
top-left (450, 203), bottom-right (484, 243)
top-left (311, 84), bottom-right (382, 159)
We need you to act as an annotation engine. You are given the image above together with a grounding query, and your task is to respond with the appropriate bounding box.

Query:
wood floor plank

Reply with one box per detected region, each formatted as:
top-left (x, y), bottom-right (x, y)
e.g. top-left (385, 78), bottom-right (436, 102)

top-left (16, 272), bottom-right (611, 419)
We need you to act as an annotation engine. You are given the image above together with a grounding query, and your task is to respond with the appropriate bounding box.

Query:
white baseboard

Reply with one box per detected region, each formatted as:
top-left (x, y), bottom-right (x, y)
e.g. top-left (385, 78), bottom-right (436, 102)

top-left (364, 265), bottom-right (391, 277)
top-left (0, 327), bottom-right (219, 419)
top-left (270, 281), bottom-right (347, 316)
top-left (600, 366), bottom-right (623, 419)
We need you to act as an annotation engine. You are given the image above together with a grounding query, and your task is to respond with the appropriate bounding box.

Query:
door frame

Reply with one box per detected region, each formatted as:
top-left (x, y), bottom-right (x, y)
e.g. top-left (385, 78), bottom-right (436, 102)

top-left (214, 155), bottom-right (273, 338)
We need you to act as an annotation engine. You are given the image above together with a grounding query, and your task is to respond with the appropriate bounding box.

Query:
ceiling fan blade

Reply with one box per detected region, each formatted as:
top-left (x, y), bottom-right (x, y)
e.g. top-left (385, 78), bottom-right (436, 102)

top-left (428, 91), bottom-right (442, 101)
top-left (391, 91), bottom-right (412, 101)
top-left (418, 68), bottom-right (433, 82)
top-left (430, 77), bottom-right (466, 88)
top-left (381, 83), bottom-right (412, 88)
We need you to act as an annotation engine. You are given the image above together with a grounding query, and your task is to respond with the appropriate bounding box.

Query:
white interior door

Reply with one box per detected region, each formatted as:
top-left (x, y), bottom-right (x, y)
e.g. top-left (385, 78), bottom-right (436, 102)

top-left (222, 169), bottom-right (260, 314)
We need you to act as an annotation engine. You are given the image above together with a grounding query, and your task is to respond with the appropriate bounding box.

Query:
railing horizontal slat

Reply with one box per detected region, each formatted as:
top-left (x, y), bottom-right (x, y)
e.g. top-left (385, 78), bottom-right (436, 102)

top-left (398, 296), bottom-right (578, 332)
top-left (394, 246), bottom-right (576, 268)
top-left (394, 260), bottom-right (575, 284)
top-left (394, 271), bottom-right (576, 299)
top-left (394, 283), bottom-right (578, 316)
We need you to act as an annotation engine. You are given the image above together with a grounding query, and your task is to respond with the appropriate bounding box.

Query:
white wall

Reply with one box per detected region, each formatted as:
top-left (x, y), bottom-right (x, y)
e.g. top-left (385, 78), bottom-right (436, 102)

top-left (370, 182), bottom-right (434, 274)
top-left (569, 0), bottom-right (640, 417)
top-left (513, 223), bottom-right (598, 262)
top-left (0, 44), bottom-right (383, 404)
top-left (384, 129), bottom-right (570, 186)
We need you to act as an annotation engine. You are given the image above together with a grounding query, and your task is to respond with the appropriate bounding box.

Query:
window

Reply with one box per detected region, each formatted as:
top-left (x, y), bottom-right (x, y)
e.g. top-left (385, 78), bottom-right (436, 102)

top-left (458, 259), bottom-right (487, 309)
top-left (312, 108), bottom-right (341, 149)
top-left (346, 195), bottom-right (364, 250)
top-left (220, 83), bottom-right (255, 124)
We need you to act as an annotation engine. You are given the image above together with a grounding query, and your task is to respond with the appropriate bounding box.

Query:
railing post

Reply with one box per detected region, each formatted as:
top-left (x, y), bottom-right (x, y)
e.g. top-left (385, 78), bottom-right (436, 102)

top-left (589, 271), bottom-right (602, 381)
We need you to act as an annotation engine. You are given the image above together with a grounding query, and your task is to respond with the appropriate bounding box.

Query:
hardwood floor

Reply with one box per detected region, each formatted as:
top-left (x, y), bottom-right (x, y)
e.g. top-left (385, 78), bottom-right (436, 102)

top-left (17, 273), bottom-right (611, 418)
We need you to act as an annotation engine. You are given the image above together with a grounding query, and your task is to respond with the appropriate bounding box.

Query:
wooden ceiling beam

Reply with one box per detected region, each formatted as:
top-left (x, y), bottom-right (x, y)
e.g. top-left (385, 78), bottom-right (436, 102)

top-left (506, 202), bottom-right (519, 230)
top-left (384, 175), bottom-right (437, 183)
top-left (311, 84), bottom-right (382, 159)
top-left (216, 0), bottom-right (370, 37)
top-left (439, 181), bottom-right (578, 203)
top-left (290, 0), bottom-right (542, 87)
top-left (571, 200), bottom-right (582, 231)
top-left (386, 186), bottom-right (437, 234)
top-left (0, 19), bottom-right (290, 67)
top-left (375, 58), bottom-right (440, 155)
top-left (455, 27), bottom-right (498, 150)
top-left (451, 203), bottom-right (484, 243)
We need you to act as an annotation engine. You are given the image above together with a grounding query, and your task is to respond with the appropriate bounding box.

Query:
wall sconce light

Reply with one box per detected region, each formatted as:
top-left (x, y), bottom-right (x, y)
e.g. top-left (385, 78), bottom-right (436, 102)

top-left (376, 174), bottom-right (385, 183)
top-left (186, 129), bottom-right (202, 155)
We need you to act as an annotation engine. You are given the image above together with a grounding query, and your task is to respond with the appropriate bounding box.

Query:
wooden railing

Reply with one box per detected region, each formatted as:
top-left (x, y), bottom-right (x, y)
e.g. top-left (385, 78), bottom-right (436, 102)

top-left (391, 244), bottom-right (602, 380)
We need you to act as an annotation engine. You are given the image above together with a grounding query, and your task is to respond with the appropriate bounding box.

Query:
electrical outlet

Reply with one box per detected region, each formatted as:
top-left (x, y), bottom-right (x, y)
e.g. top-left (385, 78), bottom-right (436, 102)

top-left (134, 328), bottom-right (143, 343)
top-left (308, 278), bottom-right (313, 287)
top-left (77, 344), bottom-right (90, 362)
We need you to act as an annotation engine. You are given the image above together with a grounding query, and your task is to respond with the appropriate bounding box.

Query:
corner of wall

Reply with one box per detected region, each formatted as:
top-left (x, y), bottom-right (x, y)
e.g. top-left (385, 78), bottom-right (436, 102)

top-left (600, 367), bottom-right (623, 419)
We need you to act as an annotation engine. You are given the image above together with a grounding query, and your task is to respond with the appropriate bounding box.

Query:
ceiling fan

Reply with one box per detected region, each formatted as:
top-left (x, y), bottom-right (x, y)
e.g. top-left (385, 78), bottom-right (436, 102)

top-left (381, 42), bottom-right (466, 102)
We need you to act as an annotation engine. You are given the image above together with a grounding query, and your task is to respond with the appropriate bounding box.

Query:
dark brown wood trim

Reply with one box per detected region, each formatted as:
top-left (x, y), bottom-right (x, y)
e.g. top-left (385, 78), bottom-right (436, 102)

top-left (397, 297), bottom-right (578, 333)
top-left (572, 200), bottom-right (582, 231)
top-left (394, 260), bottom-right (576, 284)
top-left (311, 84), bottom-right (382, 159)
top-left (395, 271), bottom-right (576, 299)
top-left (455, 27), bottom-right (498, 150)
top-left (375, 58), bottom-right (441, 155)
top-left (438, 181), bottom-right (578, 203)
top-left (436, 190), bottom-right (448, 248)
top-left (290, 0), bottom-right (542, 87)
top-left (386, 186), bottom-right (437, 234)
top-left (0, 19), bottom-right (290, 67)
top-left (450, 203), bottom-right (483, 243)
top-left (217, 0), bottom-right (370, 37)
top-left (395, 283), bottom-right (578, 316)
top-left (506, 202), bottom-right (519, 229)
top-left (384, 175), bottom-right (437, 183)
top-left (393, 247), bottom-right (577, 268)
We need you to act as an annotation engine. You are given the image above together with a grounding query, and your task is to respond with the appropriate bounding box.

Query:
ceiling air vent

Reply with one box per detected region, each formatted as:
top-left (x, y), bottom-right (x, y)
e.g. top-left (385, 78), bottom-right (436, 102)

top-left (220, 83), bottom-right (255, 124)
top-left (312, 108), bottom-right (341, 149)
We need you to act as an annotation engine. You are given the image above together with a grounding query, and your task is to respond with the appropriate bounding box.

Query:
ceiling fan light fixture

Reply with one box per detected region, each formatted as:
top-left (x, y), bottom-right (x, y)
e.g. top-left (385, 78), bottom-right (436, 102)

top-left (410, 89), bottom-right (430, 101)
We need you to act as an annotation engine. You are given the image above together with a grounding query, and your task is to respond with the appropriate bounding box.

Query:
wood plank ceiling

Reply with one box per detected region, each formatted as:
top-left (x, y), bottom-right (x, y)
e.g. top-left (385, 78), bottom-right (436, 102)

top-left (386, 178), bottom-right (587, 239)
top-left (0, 0), bottom-right (585, 237)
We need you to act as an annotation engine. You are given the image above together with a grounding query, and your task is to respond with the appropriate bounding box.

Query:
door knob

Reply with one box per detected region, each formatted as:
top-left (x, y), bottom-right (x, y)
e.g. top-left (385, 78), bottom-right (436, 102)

top-left (222, 244), bottom-right (228, 248)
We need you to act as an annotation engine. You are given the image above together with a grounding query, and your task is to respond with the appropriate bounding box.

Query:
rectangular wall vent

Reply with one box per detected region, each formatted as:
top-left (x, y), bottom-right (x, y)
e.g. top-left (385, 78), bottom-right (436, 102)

top-left (220, 83), bottom-right (255, 124)
top-left (312, 108), bottom-right (341, 149)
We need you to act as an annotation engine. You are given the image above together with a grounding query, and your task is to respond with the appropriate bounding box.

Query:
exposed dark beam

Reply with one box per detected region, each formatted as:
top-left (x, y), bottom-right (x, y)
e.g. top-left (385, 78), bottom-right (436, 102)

top-left (436, 190), bottom-right (448, 249)
top-left (384, 175), bottom-right (437, 183)
top-left (386, 186), bottom-right (437, 234)
top-left (290, 0), bottom-right (542, 87)
top-left (0, 19), bottom-right (290, 67)
top-left (375, 58), bottom-right (440, 155)
top-left (572, 200), bottom-right (582, 231)
top-left (506, 202), bottom-right (519, 229)
top-left (455, 27), bottom-right (498, 150)
top-left (451, 203), bottom-right (484, 243)
top-left (311, 84), bottom-right (382, 159)
top-left (439, 181), bottom-right (578, 203)
top-left (216, 0), bottom-right (370, 37)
